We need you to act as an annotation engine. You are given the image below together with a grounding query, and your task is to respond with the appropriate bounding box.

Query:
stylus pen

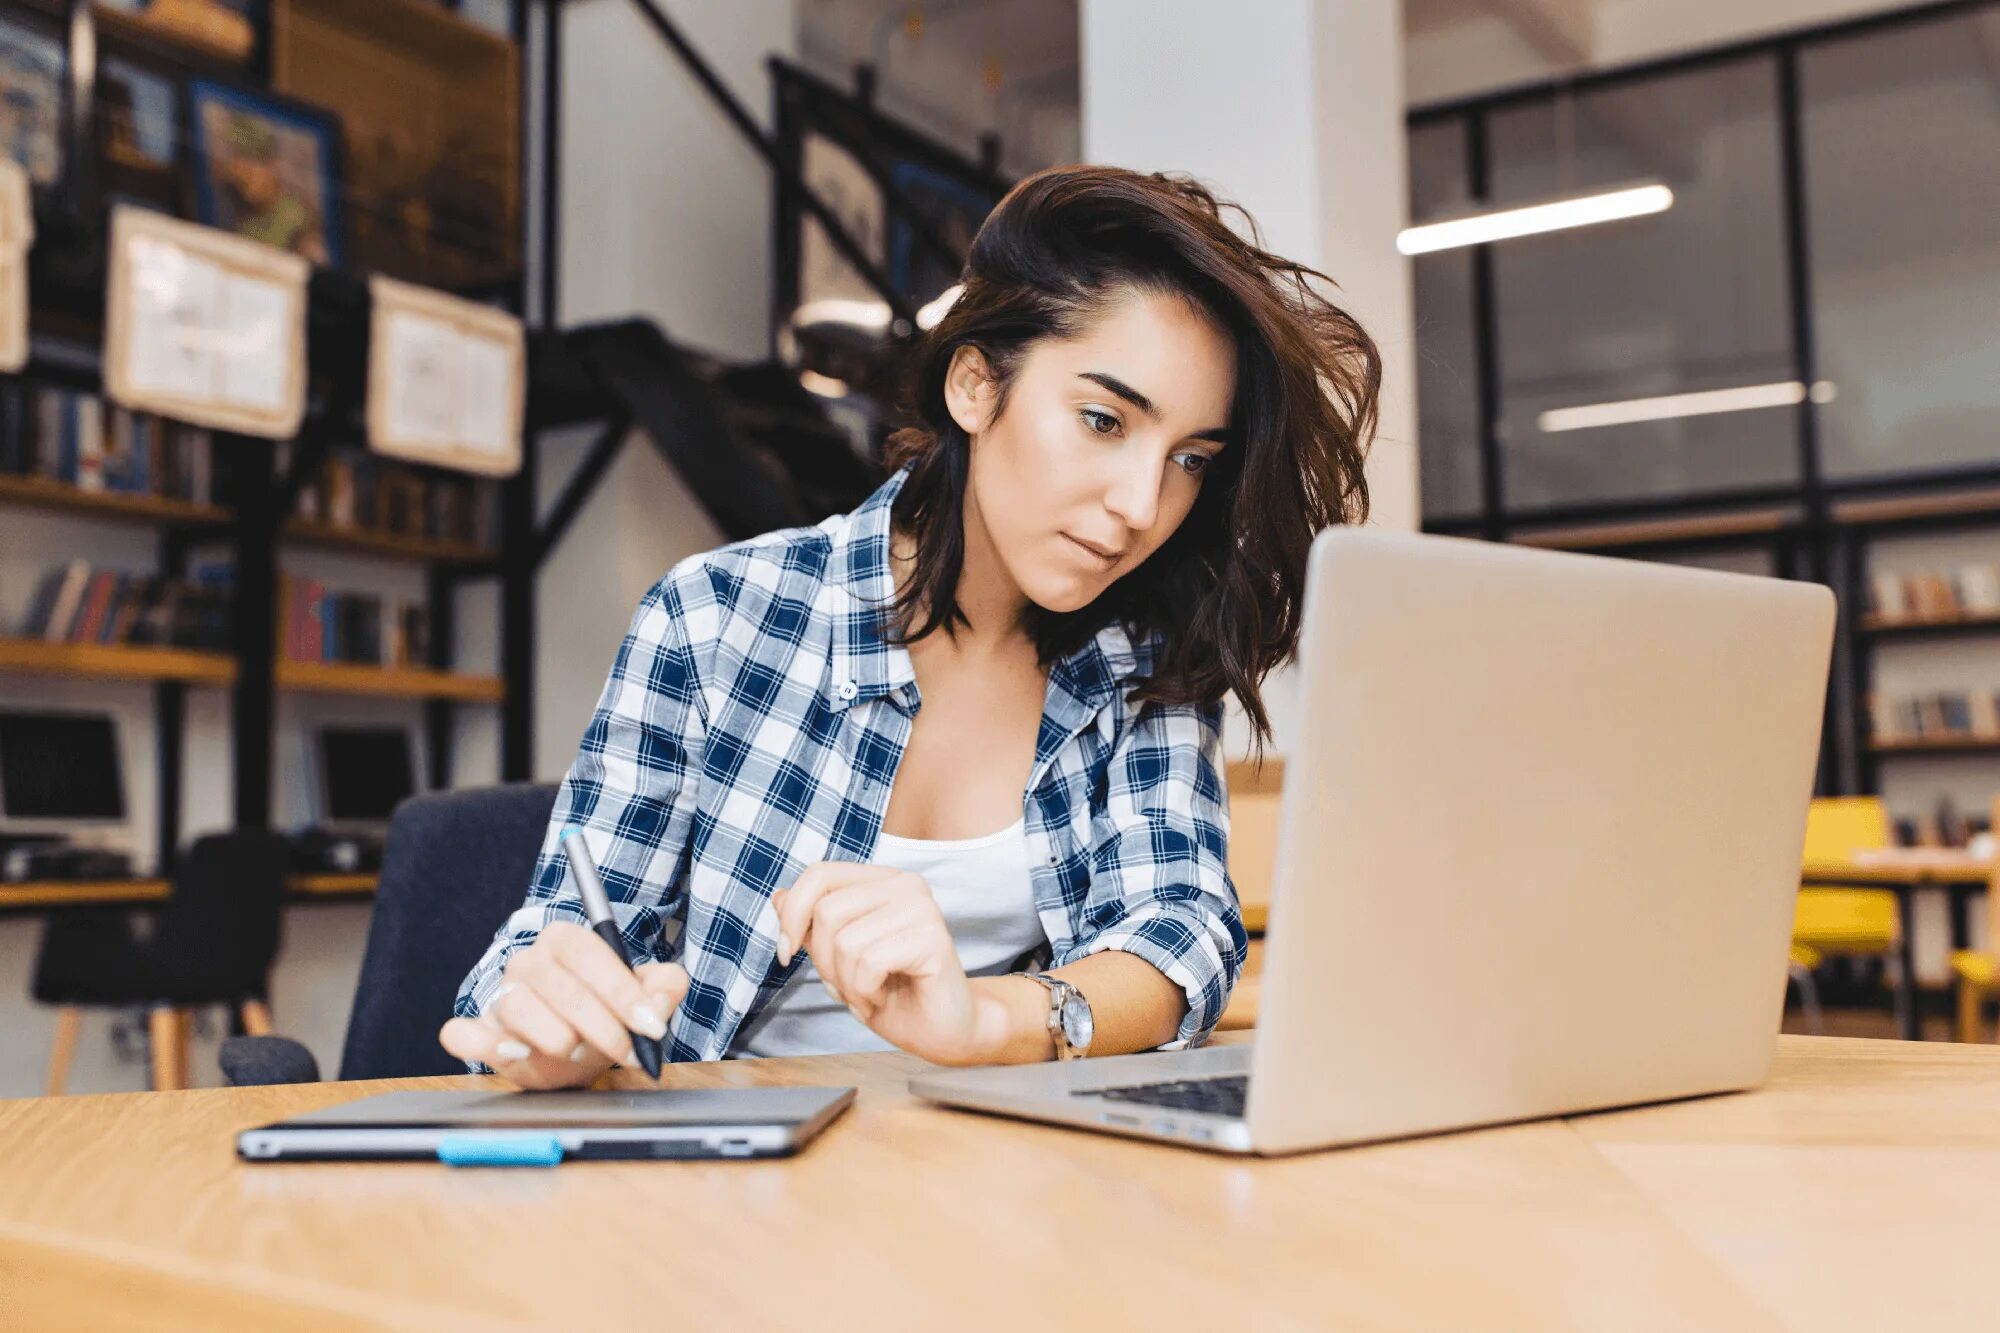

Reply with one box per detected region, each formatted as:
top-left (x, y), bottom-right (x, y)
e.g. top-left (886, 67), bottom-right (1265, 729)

top-left (558, 825), bottom-right (665, 1079)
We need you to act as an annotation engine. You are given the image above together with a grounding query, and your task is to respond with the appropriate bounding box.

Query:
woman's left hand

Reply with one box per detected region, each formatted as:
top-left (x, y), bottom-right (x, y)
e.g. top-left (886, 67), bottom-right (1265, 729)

top-left (773, 863), bottom-right (995, 1066)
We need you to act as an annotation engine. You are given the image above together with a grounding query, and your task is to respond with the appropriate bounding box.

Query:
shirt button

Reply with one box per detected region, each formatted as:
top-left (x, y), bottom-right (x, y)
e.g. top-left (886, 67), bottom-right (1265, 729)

top-left (836, 679), bottom-right (859, 701)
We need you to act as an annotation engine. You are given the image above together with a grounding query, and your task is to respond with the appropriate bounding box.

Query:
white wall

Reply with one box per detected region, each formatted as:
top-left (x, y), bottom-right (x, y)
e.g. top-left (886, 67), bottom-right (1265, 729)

top-left (1082, 0), bottom-right (1420, 758)
top-left (1407, 0), bottom-right (1928, 104)
top-left (534, 0), bottom-right (794, 776)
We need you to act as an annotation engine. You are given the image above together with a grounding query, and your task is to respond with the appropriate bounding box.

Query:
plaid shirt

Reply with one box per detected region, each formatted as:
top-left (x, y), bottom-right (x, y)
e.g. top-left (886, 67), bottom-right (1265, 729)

top-left (456, 466), bottom-right (1247, 1063)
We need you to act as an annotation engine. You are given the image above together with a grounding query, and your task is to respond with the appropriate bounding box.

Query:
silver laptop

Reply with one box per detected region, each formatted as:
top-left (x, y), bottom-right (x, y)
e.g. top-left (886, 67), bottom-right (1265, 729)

top-left (912, 527), bottom-right (1835, 1155)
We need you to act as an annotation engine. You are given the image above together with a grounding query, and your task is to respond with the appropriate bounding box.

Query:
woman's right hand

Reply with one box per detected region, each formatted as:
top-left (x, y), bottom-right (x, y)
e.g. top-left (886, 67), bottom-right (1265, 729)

top-left (438, 920), bottom-right (690, 1090)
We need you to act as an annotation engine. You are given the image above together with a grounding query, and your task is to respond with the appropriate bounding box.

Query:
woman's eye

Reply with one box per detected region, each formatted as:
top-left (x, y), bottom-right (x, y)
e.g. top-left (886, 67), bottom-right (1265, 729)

top-left (1173, 451), bottom-right (1211, 477)
top-left (1079, 408), bottom-right (1121, 437)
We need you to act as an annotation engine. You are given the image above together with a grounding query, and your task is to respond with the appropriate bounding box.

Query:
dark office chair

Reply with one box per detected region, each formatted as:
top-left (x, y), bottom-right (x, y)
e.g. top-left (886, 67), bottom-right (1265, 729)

top-left (33, 830), bottom-right (292, 1094)
top-left (218, 783), bottom-right (557, 1086)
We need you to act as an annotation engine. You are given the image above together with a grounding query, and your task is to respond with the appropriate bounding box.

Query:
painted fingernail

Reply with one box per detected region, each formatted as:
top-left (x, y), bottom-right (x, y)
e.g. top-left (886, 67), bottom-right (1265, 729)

top-left (778, 931), bottom-right (794, 965)
top-left (568, 1042), bottom-right (591, 1063)
top-left (496, 1039), bottom-right (532, 1062)
top-left (631, 1004), bottom-right (667, 1039)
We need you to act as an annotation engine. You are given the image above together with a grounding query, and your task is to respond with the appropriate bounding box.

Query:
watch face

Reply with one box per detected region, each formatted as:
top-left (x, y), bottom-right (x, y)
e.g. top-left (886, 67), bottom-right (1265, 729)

top-left (1061, 996), bottom-right (1094, 1050)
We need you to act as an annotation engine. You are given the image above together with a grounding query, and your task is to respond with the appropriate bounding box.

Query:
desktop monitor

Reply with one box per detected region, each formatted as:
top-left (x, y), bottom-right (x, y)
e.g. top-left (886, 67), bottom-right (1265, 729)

top-left (314, 726), bottom-right (418, 830)
top-left (0, 710), bottom-right (127, 823)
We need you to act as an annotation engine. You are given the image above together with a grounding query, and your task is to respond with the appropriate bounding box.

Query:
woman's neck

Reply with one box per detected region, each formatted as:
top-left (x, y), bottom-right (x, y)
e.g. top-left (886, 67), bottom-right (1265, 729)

top-left (892, 492), bottom-right (1032, 654)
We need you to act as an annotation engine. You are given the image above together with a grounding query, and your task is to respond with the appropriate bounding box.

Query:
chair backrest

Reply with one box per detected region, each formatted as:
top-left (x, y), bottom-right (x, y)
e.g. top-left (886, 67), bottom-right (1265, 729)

top-left (151, 830), bottom-right (293, 998)
top-left (337, 783), bottom-right (559, 1081)
top-left (1802, 796), bottom-right (1890, 862)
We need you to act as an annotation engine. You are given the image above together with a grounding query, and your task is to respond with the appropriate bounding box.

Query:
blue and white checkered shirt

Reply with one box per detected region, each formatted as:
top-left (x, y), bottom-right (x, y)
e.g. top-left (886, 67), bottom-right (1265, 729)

top-left (456, 466), bottom-right (1247, 1062)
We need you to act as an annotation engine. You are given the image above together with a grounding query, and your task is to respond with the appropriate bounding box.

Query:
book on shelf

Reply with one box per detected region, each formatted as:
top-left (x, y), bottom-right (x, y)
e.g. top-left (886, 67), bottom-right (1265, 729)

top-left (1892, 800), bottom-right (1991, 850)
top-left (289, 446), bottom-right (498, 550)
top-left (1868, 689), bottom-right (2000, 743)
top-left (278, 574), bottom-right (432, 670)
top-left (1869, 562), bottom-right (2000, 621)
top-left (0, 385), bottom-right (219, 506)
top-left (13, 559), bottom-right (233, 651)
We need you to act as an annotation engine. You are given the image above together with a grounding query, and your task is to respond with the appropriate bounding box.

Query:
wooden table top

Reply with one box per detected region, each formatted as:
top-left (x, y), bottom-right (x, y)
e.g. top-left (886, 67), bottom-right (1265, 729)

top-left (1802, 850), bottom-right (1992, 886)
top-left (2, 1034), bottom-right (1997, 1331)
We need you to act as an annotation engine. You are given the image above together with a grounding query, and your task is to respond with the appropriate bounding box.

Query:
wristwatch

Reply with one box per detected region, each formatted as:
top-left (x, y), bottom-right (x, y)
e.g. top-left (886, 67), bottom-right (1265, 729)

top-left (1023, 972), bottom-right (1094, 1061)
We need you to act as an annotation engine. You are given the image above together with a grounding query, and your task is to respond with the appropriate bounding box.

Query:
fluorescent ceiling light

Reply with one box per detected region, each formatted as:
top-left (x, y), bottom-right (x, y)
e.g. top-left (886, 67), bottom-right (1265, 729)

top-left (1397, 184), bottom-right (1674, 256)
top-left (916, 283), bottom-right (963, 331)
top-left (1537, 380), bottom-right (1837, 434)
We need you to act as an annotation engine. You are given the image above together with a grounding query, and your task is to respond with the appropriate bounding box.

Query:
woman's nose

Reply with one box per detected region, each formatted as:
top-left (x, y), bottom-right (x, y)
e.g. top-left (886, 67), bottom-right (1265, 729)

top-left (1102, 453), bottom-right (1163, 532)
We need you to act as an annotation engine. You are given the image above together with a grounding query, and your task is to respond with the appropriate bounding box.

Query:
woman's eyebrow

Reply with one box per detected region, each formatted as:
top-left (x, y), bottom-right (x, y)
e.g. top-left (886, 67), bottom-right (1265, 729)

top-left (1079, 371), bottom-right (1231, 443)
top-left (1078, 371), bottom-right (1158, 417)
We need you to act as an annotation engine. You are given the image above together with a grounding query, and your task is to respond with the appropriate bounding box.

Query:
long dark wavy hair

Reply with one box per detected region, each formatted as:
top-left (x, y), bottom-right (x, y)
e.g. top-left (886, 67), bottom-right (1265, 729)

top-left (884, 164), bottom-right (1381, 745)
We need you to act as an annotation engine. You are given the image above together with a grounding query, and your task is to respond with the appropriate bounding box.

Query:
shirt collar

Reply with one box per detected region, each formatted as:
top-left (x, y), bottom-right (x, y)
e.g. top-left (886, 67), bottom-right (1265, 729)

top-left (824, 467), bottom-right (918, 713)
top-left (823, 464), bottom-right (1155, 716)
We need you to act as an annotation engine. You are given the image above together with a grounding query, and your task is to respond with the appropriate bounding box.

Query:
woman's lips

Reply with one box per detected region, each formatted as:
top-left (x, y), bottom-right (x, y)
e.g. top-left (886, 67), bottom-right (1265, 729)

top-left (1062, 533), bottom-right (1124, 567)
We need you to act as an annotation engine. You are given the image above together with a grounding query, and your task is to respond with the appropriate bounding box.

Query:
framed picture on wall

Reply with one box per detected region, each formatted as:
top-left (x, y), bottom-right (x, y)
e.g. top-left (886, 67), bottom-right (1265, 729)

top-left (188, 79), bottom-right (345, 267)
top-left (798, 131), bottom-right (886, 312)
top-left (0, 13), bottom-right (64, 188)
top-left (98, 55), bottom-right (187, 215)
top-left (887, 159), bottom-right (993, 307)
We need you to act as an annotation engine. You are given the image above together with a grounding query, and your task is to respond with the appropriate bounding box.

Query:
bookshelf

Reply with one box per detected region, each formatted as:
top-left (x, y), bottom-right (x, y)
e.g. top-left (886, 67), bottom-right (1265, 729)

top-left (0, 637), bottom-right (236, 686)
top-left (1840, 498), bottom-right (2000, 836)
top-left (0, 638), bottom-right (505, 702)
top-left (1859, 611), bottom-right (2000, 637)
top-left (0, 872), bottom-right (381, 912)
top-left (276, 660), bottom-right (505, 703)
top-left (1868, 735), bottom-right (2000, 756)
top-left (283, 517), bottom-right (495, 566)
top-left (0, 474), bottom-right (230, 527)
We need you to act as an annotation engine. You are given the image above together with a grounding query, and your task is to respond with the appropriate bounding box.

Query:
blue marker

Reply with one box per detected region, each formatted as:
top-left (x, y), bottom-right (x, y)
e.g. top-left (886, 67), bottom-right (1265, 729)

top-left (559, 825), bottom-right (665, 1079)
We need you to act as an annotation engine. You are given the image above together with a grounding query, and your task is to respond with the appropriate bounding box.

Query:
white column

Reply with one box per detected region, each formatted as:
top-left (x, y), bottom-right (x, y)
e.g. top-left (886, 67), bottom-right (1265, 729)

top-left (1082, 1), bottom-right (1419, 758)
top-left (1080, 0), bottom-right (1419, 535)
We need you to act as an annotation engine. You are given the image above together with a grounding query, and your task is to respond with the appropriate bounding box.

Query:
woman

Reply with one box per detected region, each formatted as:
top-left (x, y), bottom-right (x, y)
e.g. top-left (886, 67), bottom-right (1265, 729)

top-left (442, 164), bottom-right (1380, 1086)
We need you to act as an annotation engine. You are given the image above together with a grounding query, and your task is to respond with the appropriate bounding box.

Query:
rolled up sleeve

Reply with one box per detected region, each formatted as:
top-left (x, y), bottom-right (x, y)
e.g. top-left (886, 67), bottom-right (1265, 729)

top-left (1062, 698), bottom-right (1247, 1049)
top-left (453, 564), bottom-right (712, 1053)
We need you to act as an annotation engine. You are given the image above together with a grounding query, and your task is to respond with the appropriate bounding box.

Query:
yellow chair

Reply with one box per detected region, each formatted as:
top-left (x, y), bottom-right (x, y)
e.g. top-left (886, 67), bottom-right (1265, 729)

top-left (1949, 797), bottom-right (2000, 1043)
top-left (1792, 797), bottom-right (1902, 1032)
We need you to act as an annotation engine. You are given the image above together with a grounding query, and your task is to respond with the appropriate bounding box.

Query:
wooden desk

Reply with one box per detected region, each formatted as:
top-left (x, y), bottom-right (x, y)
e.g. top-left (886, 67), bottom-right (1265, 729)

top-left (1803, 851), bottom-right (1992, 1041)
top-left (0, 873), bottom-right (381, 914)
top-left (1, 1035), bottom-right (1996, 1330)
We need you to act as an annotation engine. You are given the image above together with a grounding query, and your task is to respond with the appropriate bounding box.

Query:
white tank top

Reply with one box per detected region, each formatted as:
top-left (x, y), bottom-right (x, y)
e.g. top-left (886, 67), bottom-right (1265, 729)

top-left (732, 818), bottom-right (1047, 1059)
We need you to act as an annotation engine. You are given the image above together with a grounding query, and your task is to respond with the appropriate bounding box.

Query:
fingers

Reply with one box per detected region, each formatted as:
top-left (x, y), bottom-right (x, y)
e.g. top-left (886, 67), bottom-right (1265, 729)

top-left (516, 945), bottom-right (638, 1065)
top-left (488, 976), bottom-right (580, 1060)
top-left (635, 960), bottom-right (692, 1014)
top-left (832, 905), bottom-right (937, 1021)
top-left (545, 921), bottom-right (670, 1045)
top-left (774, 863), bottom-right (899, 964)
top-left (438, 1015), bottom-right (595, 1091)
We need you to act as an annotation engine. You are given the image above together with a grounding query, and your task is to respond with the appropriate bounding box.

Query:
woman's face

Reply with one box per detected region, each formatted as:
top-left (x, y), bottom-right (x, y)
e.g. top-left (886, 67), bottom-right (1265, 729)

top-left (947, 287), bottom-right (1236, 616)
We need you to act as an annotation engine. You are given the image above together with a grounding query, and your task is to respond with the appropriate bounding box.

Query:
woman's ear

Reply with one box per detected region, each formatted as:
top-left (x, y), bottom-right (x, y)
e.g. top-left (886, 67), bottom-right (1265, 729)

top-left (942, 346), bottom-right (996, 436)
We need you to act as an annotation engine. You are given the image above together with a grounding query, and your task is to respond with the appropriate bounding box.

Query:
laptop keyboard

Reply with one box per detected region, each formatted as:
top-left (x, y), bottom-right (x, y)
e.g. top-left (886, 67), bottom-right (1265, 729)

top-left (1078, 1074), bottom-right (1247, 1119)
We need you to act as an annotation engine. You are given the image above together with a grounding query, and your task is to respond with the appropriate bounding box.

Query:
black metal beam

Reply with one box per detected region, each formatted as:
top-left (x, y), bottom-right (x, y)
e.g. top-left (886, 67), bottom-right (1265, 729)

top-left (540, 0), bottom-right (561, 331)
top-left (425, 563), bottom-right (455, 792)
top-left (58, 0), bottom-right (97, 228)
top-left (153, 524), bottom-right (190, 871)
top-left (226, 434), bottom-right (278, 831)
top-left (626, 0), bottom-right (918, 327)
top-left (533, 411), bottom-right (629, 569)
top-left (500, 427), bottom-right (538, 780)
top-left (1465, 111), bottom-right (1506, 543)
